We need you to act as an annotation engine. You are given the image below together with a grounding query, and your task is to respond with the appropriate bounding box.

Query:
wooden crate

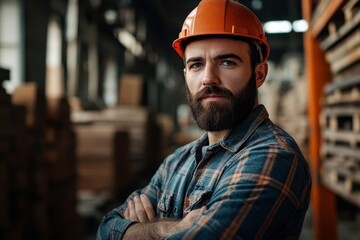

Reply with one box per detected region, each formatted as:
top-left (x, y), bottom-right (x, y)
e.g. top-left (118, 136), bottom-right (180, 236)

top-left (320, 0), bottom-right (360, 51)
top-left (321, 156), bottom-right (360, 207)
top-left (73, 106), bottom-right (161, 176)
top-left (75, 124), bottom-right (124, 193)
top-left (325, 28), bottom-right (360, 74)
top-left (321, 106), bottom-right (360, 132)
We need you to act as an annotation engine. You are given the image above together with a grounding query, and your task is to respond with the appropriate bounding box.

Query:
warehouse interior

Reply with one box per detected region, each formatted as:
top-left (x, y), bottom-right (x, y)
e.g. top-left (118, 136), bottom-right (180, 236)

top-left (1, 0), bottom-right (360, 239)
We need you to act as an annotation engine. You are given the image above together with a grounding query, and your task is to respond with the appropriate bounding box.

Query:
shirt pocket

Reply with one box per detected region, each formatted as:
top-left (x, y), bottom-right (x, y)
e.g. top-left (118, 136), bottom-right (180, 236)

top-left (157, 193), bottom-right (174, 218)
top-left (184, 187), bottom-right (212, 214)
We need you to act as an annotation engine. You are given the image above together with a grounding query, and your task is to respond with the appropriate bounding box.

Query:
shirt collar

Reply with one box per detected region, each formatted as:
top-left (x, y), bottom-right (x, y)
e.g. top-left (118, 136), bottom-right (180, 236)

top-left (221, 104), bottom-right (269, 152)
top-left (191, 104), bottom-right (269, 154)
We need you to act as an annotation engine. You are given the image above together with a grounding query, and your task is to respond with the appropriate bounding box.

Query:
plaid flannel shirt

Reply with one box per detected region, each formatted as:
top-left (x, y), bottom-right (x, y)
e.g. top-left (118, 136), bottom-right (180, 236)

top-left (97, 105), bottom-right (311, 240)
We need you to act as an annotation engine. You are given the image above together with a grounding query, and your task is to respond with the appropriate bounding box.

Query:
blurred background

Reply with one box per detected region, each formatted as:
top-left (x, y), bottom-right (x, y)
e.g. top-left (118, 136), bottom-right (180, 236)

top-left (0, 0), bottom-right (359, 239)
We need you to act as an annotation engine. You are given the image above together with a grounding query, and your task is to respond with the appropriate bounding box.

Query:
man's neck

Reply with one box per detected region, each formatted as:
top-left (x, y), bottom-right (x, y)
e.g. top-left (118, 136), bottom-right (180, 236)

top-left (207, 130), bottom-right (229, 145)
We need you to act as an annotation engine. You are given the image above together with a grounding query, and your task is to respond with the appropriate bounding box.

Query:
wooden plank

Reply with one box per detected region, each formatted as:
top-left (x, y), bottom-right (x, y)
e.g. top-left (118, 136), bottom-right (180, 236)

top-left (323, 129), bottom-right (360, 148)
top-left (322, 156), bottom-right (360, 179)
top-left (323, 105), bottom-right (360, 115)
top-left (320, 10), bottom-right (360, 50)
top-left (325, 74), bottom-right (360, 93)
top-left (333, 63), bottom-right (360, 82)
top-left (322, 106), bottom-right (360, 132)
top-left (311, 0), bottom-right (346, 37)
top-left (343, 0), bottom-right (360, 22)
top-left (323, 143), bottom-right (360, 160)
top-left (325, 29), bottom-right (360, 65)
top-left (331, 45), bottom-right (360, 74)
top-left (325, 87), bottom-right (360, 105)
top-left (321, 170), bottom-right (360, 208)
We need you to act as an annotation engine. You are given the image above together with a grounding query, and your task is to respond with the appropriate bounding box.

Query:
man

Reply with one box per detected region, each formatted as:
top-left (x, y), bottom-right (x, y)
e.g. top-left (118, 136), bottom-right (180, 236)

top-left (97, 0), bottom-right (311, 239)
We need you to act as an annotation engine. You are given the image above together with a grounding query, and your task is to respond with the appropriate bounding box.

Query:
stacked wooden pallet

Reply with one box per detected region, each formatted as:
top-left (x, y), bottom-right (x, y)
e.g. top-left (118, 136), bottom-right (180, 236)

top-left (73, 106), bottom-right (160, 199)
top-left (12, 83), bottom-right (50, 240)
top-left (1, 81), bottom-right (81, 239)
top-left (314, 0), bottom-right (360, 207)
top-left (45, 97), bottom-right (81, 240)
top-left (0, 69), bottom-right (29, 240)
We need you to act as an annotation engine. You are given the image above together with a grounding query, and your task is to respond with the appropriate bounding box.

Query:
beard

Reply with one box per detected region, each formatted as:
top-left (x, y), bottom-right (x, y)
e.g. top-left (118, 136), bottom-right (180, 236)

top-left (186, 73), bottom-right (257, 132)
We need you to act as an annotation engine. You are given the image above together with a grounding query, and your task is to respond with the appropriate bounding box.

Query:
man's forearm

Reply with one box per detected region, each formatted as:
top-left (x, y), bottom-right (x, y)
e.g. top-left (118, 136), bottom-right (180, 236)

top-left (122, 203), bottom-right (206, 240)
top-left (123, 219), bottom-right (180, 240)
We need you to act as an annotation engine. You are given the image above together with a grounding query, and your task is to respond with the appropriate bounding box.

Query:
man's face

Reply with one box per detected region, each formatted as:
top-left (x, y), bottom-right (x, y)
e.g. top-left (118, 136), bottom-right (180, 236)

top-left (184, 38), bottom-right (260, 131)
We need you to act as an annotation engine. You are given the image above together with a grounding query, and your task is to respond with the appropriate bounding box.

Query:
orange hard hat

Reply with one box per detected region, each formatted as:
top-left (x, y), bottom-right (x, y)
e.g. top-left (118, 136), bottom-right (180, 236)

top-left (172, 0), bottom-right (270, 61)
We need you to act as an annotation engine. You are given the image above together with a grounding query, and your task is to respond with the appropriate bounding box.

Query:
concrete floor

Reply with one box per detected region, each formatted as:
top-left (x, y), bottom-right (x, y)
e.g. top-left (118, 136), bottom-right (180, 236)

top-left (300, 208), bottom-right (360, 240)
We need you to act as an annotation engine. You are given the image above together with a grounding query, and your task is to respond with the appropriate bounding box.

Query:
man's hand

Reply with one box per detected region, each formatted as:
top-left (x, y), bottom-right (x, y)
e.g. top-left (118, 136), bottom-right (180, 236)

top-left (124, 194), bottom-right (156, 223)
top-left (123, 205), bottom-right (207, 240)
top-left (167, 206), bottom-right (207, 235)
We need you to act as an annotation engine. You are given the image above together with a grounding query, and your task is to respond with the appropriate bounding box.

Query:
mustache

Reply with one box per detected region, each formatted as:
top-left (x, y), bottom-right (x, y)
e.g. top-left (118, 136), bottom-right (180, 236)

top-left (194, 86), bottom-right (233, 101)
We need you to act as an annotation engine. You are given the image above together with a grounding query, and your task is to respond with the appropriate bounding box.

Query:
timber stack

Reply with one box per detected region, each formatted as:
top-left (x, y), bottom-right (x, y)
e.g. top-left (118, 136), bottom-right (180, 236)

top-left (0, 68), bottom-right (29, 240)
top-left (313, 0), bottom-right (360, 207)
top-left (0, 76), bottom-right (81, 239)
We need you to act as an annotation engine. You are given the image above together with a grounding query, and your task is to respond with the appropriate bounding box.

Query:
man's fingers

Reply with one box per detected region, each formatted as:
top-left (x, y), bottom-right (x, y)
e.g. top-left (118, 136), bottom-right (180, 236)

top-left (124, 207), bottom-right (129, 220)
top-left (134, 195), bottom-right (148, 222)
top-left (140, 194), bottom-right (156, 220)
top-left (200, 205), bottom-right (207, 213)
top-left (128, 200), bottom-right (139, 222)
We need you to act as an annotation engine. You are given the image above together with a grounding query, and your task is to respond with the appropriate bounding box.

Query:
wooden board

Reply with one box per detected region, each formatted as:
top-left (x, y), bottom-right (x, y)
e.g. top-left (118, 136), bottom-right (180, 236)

top-left (322, 106), bottom-right (360, 132)
top-left (322, 143), bottom-right (360, 160)
top-left (325, 28), bottom-right (360, 66)
top-left (323, 129), bottom-right (360, 148)
top-left (320, 2), bottom-right (360, 50)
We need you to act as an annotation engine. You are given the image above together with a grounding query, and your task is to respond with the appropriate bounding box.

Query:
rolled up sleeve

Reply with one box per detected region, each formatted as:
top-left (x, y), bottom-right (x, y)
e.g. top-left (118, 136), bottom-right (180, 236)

top-left (96, 207), bottom-right (134, 240)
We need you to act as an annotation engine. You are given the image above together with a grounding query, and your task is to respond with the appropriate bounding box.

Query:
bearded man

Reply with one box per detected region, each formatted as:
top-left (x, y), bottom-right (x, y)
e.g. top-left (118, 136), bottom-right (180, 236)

top-left (97, 0), bottom-right (311, 239)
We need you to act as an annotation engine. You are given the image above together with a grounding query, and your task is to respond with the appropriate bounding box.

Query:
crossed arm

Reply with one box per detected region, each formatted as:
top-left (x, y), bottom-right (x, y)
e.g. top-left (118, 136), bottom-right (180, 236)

top-left (121, 194), bottom-right (206, 240)
top-left (97, 148), bottom-right (310, 239)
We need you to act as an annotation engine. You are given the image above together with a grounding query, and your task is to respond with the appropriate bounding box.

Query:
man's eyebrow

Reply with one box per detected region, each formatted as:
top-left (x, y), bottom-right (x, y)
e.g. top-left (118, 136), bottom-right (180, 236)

top-left (185, 53), bottom-right (243, 65)
top-left (214, 53), bottom-right (243, 62)
top-left (185, 57), bottom-right (203, 65)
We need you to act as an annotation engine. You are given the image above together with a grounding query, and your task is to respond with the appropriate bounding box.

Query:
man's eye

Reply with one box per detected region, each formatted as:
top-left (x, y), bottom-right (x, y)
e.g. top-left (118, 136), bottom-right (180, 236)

top-left (222, 60), bottom-right (236, 66)
top-left (189, 63), bottom-right (202, 69)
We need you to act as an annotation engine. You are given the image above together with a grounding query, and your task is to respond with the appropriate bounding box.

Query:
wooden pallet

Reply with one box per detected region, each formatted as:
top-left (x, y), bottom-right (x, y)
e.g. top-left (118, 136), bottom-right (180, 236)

top-left (333, 62), bottom-right (360, 82)
top-left (322, 106), bottom-right (360, 132)
top-left (321, 158), bottom-right (360, 207)
top-left (312, 0), bottom-right (333, 30)
top-left (320, 0), bottom-right (360, 50)
top-left (324, 75), bottom-right (360, 104)
top-left (325, 87), bottom-right (360, 105)
top-left (323, 129), bottom-right (360, 148)
top-left (343, 0), bottom-right (360, 22)
top-left (322, 143), bottom-right (360, 160)
top-left (325, 28), bottom-right (360, 74)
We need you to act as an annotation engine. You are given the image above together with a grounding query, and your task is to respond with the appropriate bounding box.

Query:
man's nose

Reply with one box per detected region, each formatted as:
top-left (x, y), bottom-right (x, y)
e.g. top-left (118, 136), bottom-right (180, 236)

top-left (202, 64), bottom-right (220, 85)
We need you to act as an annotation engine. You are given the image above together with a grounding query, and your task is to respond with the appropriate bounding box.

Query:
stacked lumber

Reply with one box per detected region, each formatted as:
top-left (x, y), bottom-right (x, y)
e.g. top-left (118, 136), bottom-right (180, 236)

top-left (12, 83), bottom-right (49, 240)
top-left (276, 74), bottom-right (309, 159)
top-left (0, 81), bottom-right (81, 239)
top-left (314, 0), bottom-right (360, 207)
top-left (73, 106), bottom-right (160, 199)
top-left (0, 70), bottom-right (29, 240)
top-left (45, 97), bottom-right (81, 239)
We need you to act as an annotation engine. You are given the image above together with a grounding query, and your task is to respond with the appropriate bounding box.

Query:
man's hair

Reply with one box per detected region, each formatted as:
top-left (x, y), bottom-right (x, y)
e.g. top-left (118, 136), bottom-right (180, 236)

top-left (181, 35), bottom-right (263, 71)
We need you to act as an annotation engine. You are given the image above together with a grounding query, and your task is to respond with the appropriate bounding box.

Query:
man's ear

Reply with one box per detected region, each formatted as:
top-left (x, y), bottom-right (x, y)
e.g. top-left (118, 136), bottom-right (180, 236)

top-left (255, 61), bottom-right (268, 88)
top-left (183, 68), bottom-right (186, 77)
